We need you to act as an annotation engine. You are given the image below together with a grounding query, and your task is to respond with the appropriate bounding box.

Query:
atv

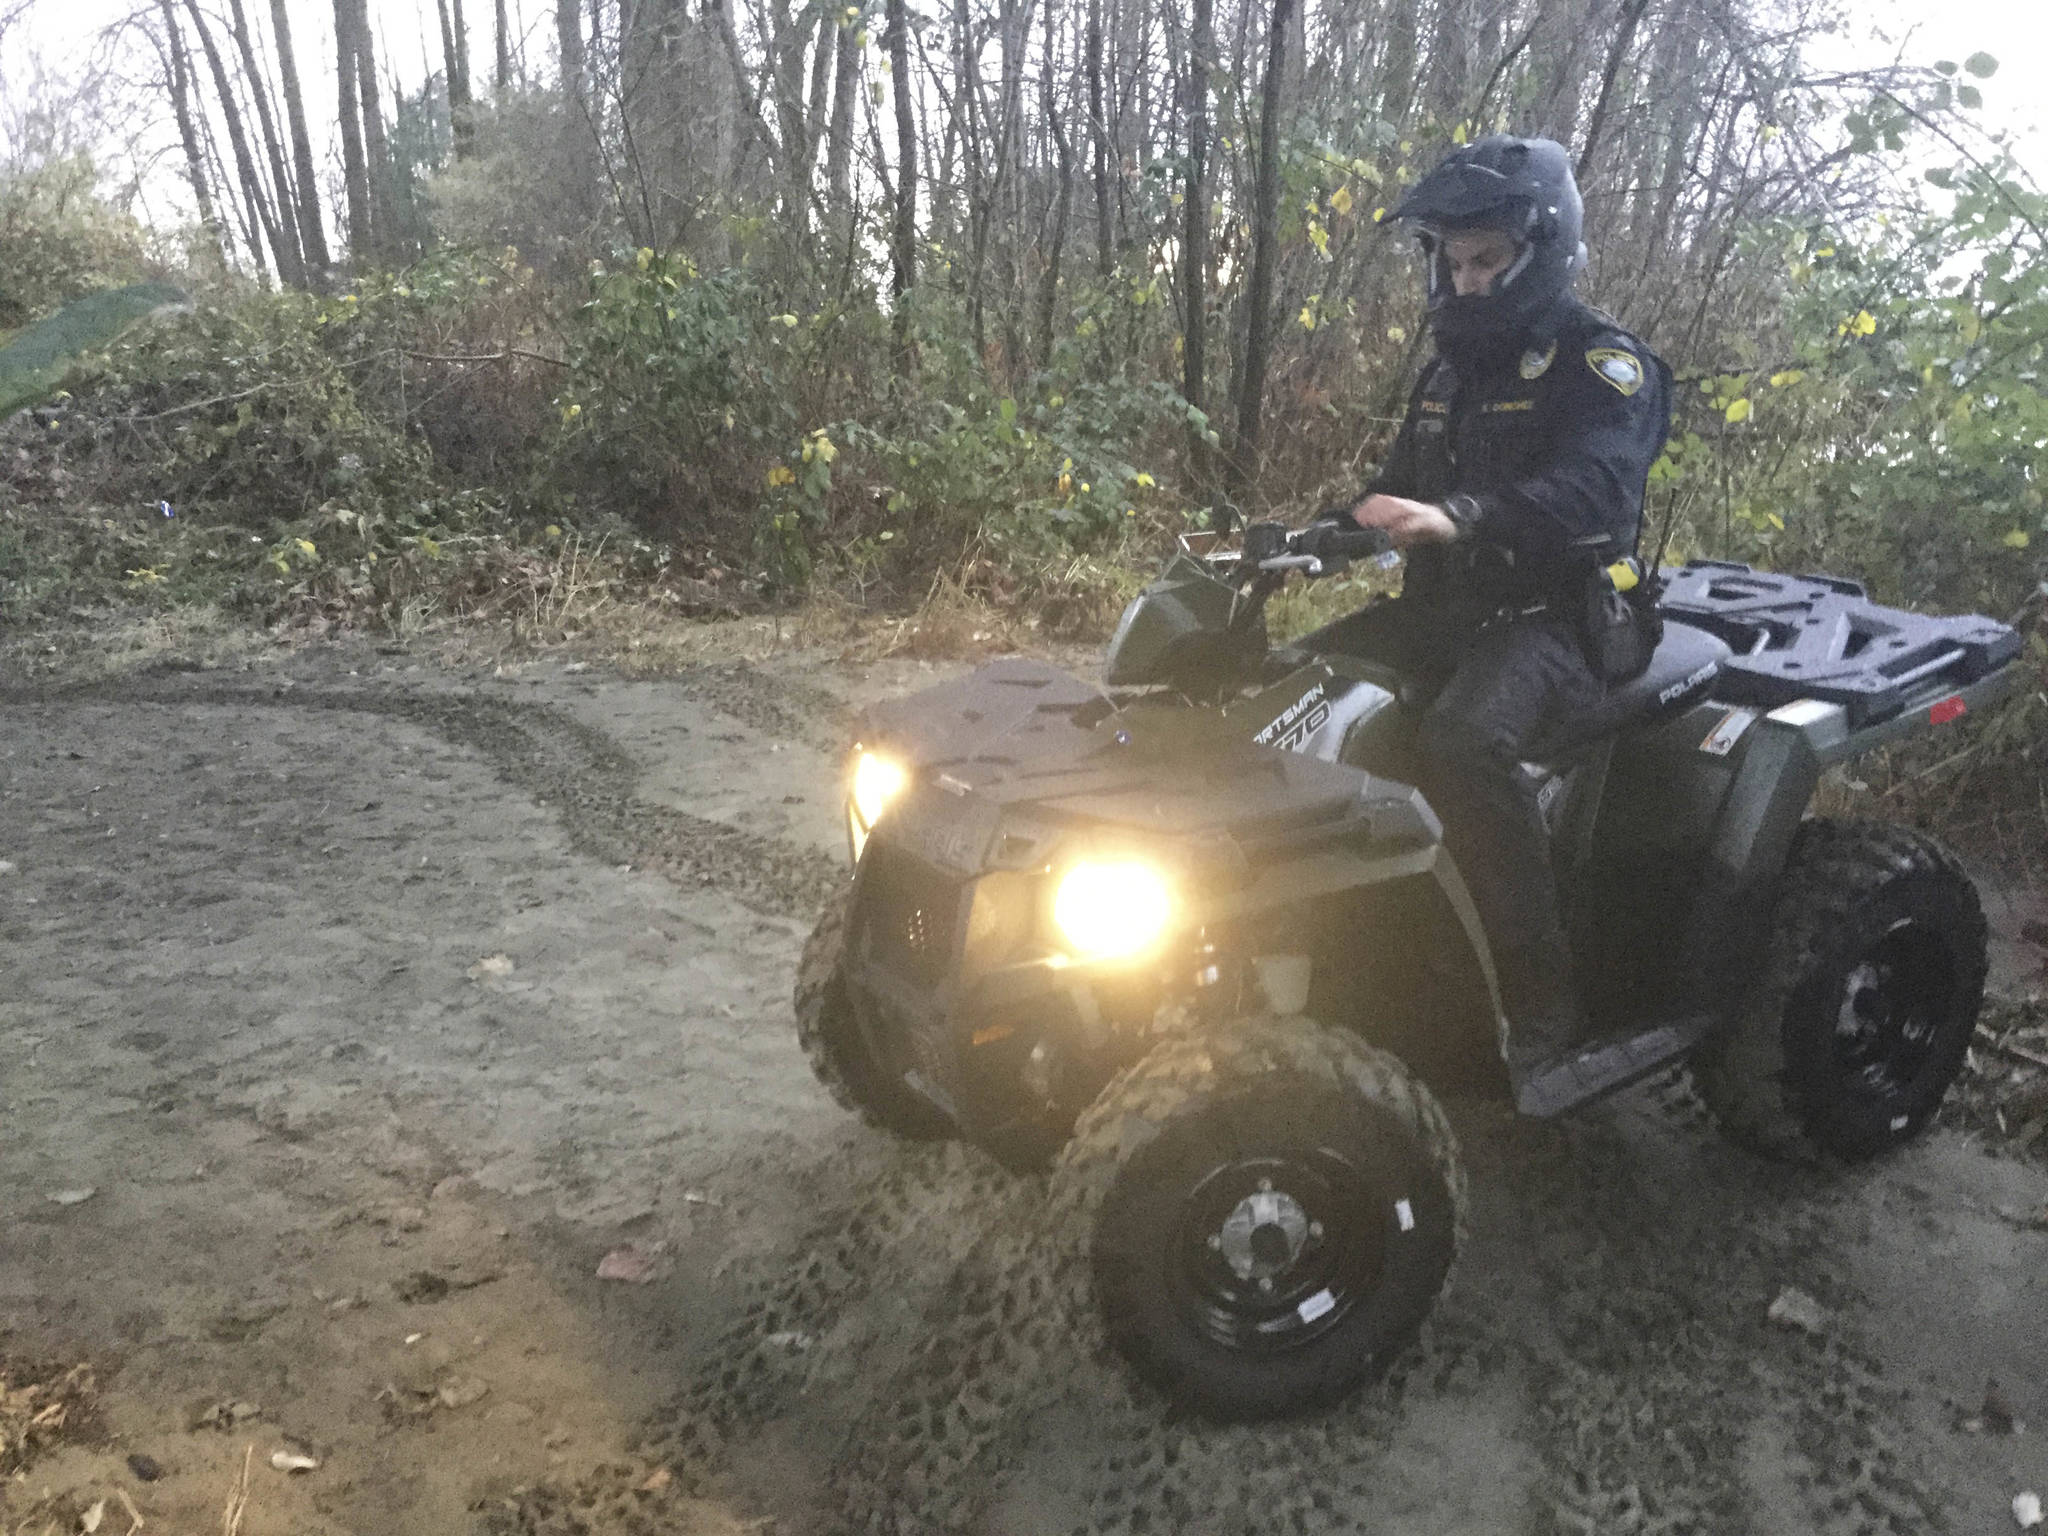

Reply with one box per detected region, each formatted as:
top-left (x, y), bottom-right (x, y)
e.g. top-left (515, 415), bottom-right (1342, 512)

top-left (794, 519), bottom-right (2021, 1420)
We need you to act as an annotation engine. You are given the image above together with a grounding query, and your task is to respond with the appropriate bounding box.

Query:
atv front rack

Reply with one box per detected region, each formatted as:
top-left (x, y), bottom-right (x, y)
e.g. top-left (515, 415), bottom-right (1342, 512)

top-left (1658, 561), bottom-right (2022, 728)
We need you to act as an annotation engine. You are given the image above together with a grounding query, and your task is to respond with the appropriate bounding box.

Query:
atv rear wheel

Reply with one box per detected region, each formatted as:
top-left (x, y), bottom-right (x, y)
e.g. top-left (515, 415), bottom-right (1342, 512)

top-left (796, 882), bottom-right (954, 1141)
top-left (1050, 1014), bottom-right (1465, 1421)
top-left (1692, 819), bottom-right (1987, 1161)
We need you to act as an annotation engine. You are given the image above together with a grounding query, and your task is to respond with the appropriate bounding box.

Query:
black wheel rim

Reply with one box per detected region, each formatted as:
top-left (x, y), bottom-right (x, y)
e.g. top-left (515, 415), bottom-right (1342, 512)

top-left (1170, 1147), bottom-right (1393, 1355)
top-left (1826, 919), bottom-right (1955, 1101)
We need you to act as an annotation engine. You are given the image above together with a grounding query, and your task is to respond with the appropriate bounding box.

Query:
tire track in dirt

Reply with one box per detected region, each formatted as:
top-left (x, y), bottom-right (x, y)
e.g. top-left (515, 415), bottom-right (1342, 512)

top-left (628, 1085), bottom-right (1964, 1536)
top-left (3, 673), bottom-right (845, 919)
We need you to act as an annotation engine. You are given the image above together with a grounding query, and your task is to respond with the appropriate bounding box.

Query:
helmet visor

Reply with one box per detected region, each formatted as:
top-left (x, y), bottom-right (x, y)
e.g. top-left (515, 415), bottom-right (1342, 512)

top-left (1392, 162), bottom-right (1535, 229)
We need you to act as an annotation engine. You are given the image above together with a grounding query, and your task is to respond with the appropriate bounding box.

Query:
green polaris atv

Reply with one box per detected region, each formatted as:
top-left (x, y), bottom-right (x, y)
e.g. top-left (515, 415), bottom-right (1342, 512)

top-left (794, 520), bottom-right (2021, 1420)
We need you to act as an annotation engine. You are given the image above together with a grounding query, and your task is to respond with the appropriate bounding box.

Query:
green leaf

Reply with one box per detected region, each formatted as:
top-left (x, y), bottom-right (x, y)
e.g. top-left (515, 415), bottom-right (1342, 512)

top-left (998, 396), bottom-right (1016, 423)
top-left (1925, 166), bottom-right (1955, 189)
top-left (1935, 59), bottom-right (1958, 75)
top-left (1958, 85), bottom-right (1983, 110)
top-left (1964, 51), bottom-right (1997, 78)
top-left (2004, 529), bottom-right (2031, 549)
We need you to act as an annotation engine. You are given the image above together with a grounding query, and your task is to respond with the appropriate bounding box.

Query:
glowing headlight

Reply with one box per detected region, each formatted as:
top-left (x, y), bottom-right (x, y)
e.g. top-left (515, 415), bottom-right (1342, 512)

top-left (1052, 860), bottom-right (1174, 960)
top-left (851, 750), bottom-right (908, 830)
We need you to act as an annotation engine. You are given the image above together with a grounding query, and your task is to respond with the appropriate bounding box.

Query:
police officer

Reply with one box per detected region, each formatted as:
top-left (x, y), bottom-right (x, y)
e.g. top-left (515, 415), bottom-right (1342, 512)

top-left (1309, 135), bottom-right (1672, 1115)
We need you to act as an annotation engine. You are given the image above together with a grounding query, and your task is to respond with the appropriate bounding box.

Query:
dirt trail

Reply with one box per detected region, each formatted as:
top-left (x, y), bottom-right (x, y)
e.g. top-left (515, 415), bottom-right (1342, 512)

top-left (2, 641), bottom-right (2044, 1536)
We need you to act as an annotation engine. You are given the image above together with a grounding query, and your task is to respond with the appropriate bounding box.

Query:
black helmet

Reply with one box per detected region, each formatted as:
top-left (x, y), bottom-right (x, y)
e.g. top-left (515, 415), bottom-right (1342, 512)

top-left (1390, 135), bottom-right (1587, 355)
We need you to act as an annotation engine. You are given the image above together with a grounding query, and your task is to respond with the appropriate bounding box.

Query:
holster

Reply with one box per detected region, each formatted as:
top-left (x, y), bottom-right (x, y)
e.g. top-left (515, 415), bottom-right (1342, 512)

top-left (1581, 563), bottom-right (1662, 684)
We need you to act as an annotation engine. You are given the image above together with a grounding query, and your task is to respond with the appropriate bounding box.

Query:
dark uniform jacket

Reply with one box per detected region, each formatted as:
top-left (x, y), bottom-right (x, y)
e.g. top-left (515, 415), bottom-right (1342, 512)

top-left (1369, 297), bottom-right (1672, 612)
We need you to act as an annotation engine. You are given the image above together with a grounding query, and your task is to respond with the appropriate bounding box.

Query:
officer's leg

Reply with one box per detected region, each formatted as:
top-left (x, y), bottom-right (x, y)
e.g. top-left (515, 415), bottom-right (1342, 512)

top-left (1410, 615), bottom-right (1600, 1071)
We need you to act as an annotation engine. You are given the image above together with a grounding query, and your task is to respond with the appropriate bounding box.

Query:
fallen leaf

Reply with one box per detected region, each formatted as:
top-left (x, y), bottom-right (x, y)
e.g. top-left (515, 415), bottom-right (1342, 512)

top-left (270, 1450), bottom-right (320, 1473)
top-left (46, 1188), bottom-right (97, 1206)
top-left (1766, 1285), bottom-right (1828, 1335)
top-left (638, 1466), bottom-right (672, 1493)
top-left (466, 953), bottom-right (515, 981)
top-left (0, 859), bottom-right (16, 874)
top-left (596, 1245), bottom-right (659, 1283)
top-left (80, 1498), bottom-right (106, 1532)
top-left (127, 1452), bottom-right (163, 1482)
top-left (2016, 1491), bottom-right (2043, 1531)
top-left (764, 1330), bottom-right (813, 1352)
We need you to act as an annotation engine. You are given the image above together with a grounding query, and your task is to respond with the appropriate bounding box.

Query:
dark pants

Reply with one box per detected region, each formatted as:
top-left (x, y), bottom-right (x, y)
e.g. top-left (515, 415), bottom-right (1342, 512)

top-left (1305, 599), bottom-right (1602, 1009)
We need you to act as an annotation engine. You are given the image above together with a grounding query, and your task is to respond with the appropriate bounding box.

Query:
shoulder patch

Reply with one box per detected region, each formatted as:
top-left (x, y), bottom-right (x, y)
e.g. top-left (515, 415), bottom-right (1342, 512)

top-left (1587, 346), bottom-right (1643, 396)
top-left (1519, 342), bottom-right (1556, 380)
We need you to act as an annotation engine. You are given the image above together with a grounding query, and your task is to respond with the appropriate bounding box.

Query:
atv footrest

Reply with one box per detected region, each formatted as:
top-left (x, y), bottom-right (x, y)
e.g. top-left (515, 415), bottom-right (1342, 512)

top-left (1658, 561), bottom-right (2021, 727)
top-left (1511, 1018), bottom-right (1709, 1118)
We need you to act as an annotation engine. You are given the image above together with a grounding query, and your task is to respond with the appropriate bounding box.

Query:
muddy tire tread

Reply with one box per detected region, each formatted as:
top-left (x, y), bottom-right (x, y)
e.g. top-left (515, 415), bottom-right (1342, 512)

top-left (1048, 1014), bottom-right (1467, 1415)
top-left (1691, 817), bottom-right (1987, 1161)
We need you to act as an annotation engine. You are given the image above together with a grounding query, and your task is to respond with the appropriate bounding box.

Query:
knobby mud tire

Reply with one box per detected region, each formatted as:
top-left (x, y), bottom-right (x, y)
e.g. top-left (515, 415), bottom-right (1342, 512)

top-left (1048, 1013), bottom-right (1466, 1421)
top-left (1691, 818), bottom-right (1988, 1162)
top-left (795, 882), bottom-right (954, 1141)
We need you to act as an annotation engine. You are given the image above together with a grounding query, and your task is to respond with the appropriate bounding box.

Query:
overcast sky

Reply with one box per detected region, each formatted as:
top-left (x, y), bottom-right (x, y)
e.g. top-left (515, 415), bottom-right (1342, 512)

top-left (1, 0), bottom-right (2041, 234)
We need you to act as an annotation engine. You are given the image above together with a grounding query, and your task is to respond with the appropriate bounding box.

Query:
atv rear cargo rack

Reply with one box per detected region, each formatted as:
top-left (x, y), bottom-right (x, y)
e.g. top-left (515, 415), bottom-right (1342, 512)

top-left (1657, 560), bottom-right (2022, 728)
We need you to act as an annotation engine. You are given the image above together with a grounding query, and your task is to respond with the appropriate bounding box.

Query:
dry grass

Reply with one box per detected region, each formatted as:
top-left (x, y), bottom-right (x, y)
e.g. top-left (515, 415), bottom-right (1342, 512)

top-left (0, 1361), bottom-right (95, 1478)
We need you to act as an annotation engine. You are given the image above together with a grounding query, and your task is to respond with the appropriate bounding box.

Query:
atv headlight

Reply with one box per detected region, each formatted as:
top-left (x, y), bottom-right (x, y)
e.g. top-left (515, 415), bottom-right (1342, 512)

top-left (851, 750), bottom-right (907, 829)
top-left (1053, 860), bottom-right (1174, 961)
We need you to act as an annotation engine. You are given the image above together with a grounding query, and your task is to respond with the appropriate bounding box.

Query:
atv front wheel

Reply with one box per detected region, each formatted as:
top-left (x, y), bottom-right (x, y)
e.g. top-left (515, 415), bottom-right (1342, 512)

top-left (1050, 1014), bottom-right (1465, 1421)
top-left (1692, 819), bottom-right (1988, 1161)
top-left (795, 882), bottom-right (954, 1141)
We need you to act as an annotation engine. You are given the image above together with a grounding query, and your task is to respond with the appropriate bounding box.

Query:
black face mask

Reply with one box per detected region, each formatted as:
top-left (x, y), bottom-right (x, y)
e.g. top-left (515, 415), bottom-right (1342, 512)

top-left (1428, 293), bottom-right (1536, 373)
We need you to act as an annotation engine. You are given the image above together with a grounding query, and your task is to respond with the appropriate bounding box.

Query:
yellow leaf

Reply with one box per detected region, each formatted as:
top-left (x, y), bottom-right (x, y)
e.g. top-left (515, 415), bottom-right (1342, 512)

top-left (1134, 473), bottom-right (1155, 489)
top-left (1815, 245), bottom-right (1835, 257)
top-left (1079, 481), bottom-right (1090, 493)
top-left (767, 465), bottom-right (796, 487)
top-left (1452, 121), bottom-right (1469, 146)
top-left (1725, 398), bottom-right (1753, 423)
top-left (815, 434), bottom-right (838, 463)
top-left (1061, 456), bottom-right (1073, 472)
top-left (636, 247), bottom-right (653, 270)
top-left (1328, 186), bottom-right (1353, 216)
top-left (1048, 394), bottom-right (1064, 408)
top-left (1298, 305), bottom-right (1318, 331)
top-left (1308, 221), bottom-right (1330, 258)
top-left (1767, 512), bottom-right (1785, 530)
top-left (2005, 529), bottom-right (2032, 549)
top-left (777, 313), bottom-right (799, 328)
top-left (1386, 325), bottom-right (1406, 344)
top-left (1851, 309), bottom-right (1876, 336)
top-left (1372, 206), bottom-right (1387, 223)
top-left (1056, 472), bottom-right (1072, 496)
top-left (295, 538), bottom-right (317, 557)
top-left (545, 524), bottom-right (562, 539)
top-left (1768, 369), bottom-right (1805, 388)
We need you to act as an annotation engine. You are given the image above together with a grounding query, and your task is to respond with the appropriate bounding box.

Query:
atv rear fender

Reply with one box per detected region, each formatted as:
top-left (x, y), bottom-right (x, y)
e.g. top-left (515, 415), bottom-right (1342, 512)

top-left (1588, 660), bottom-right (2017, 1028)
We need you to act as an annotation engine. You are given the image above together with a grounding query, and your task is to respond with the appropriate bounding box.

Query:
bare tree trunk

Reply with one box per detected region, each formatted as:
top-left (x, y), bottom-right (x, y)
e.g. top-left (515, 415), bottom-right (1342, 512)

top-left (267, 0), bottom-right (329, 275)
top-left (1576, 0), bottom-right (1652, 186)
top-left (224, 0), bottom-right (305, 284)
top-left (1035, 0), bottom-right (1072, 364)
top-left (185, 0), bottom-right (291, 280)
top-left (440, 0), bottom-right (476, 156)
top-left (494, 0), bottom-right (512, 89)
top-left (1087, 0), bottom-right (1110, 277)
top-left (333, 0), bottom-right (372, 260)
top-left (825, 8), bottom-right (858, 207)
top-left (886, 0), bottom-right (917, 375)
top-left (1233, 0), bottom-right (1294, 491)
top-left (354, 6), bottom-right (397, 258)
top-left (157, 0), bottom-right (225, 267)
top-left (1182, 0), bottom-right (1211, 472)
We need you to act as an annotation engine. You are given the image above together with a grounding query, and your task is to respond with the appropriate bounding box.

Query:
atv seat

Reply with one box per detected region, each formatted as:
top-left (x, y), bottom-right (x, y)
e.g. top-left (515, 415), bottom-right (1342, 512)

top-left (1538, 620), bottom-right (1731, 758)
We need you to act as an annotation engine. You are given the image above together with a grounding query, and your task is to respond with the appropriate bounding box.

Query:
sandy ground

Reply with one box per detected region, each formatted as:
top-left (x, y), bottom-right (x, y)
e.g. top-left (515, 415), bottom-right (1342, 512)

top-left (2, 637), bottom-right (2045, 1536)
